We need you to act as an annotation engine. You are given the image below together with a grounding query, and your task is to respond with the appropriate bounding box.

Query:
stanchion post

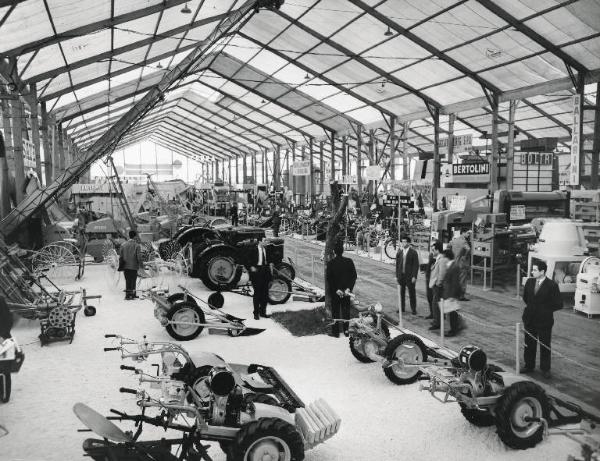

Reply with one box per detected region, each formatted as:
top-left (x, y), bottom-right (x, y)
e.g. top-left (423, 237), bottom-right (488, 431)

top-left (397, 284), bottom-right (403, 328)
top-left (440, 299), bottom-right (445, 347)
top-left (311, 255), bottom-right (315, 284)
top-left (483, 258), bottom-right (487, 290)
top-left (294, 244), bottom-right (298, 265)
top-left (366, 232), bottom-right (370, 259)
top-left (516, 322), bottom-right (521, 374)
top-left (516, 263), bottom-right (520, 298)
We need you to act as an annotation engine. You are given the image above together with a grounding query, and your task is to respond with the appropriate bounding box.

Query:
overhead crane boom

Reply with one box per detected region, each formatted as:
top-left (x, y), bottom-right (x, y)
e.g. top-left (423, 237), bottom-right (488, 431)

top-left (0, 0), bottom-right (284, 239)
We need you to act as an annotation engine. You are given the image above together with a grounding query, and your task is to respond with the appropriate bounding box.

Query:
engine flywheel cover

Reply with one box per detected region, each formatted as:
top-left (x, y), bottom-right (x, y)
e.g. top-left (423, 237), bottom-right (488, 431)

top-left (48, 305), bottom-right (74, 328)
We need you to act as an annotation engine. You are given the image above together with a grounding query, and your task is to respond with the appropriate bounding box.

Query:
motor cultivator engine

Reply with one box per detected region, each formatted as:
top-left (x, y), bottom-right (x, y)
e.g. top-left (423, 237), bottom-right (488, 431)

top-left (348, 303), bottom-right (390, 363)
top-left (39, 305), bottom-right (77, 345)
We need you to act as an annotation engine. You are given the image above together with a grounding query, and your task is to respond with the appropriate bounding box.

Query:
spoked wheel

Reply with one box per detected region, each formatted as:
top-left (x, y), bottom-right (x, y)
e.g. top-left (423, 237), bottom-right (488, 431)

top-left (383, 334), bottom-right (427, 385)
top-left (229, 417), bottom-right (304, 461)
top-left (494, 382), bottom-right (549, 449)
top-left (267, 278), bottom-right (292, 305)
top-left (32, 243), bottom-right (78, 283)
top-left (384, 238), bottom-right (398, 259)
top-left (165, 301), bottom-right (206, 341)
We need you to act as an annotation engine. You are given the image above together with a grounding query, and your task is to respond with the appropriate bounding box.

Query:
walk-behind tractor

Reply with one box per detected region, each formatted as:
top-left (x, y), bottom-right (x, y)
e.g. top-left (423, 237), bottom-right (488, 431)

top-left (150, 285), bottom-right (266, 341)
top-left (347, 304), bottom-right (600, 451)
top-left (82, 335), bottom-right (340, 460)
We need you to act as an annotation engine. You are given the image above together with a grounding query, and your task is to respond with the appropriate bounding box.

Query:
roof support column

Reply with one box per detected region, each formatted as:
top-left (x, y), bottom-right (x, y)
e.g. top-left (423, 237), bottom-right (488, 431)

top-left (367, 130), bottom-right (375, 195)
top-left (228, 157), bottom-right (232, 185)
top-left (489, 94), bottom-right (500, 193)
top-left (447, 114), bottom-right (455, 165)
top-left (0, 131), bottom-right (10, 219)
top-left (329, 132), bottom-right (336, 184)
top-left (591, 83), bottom-right (600, 190)
top-left (355, 126), bottom-right (362, 194)
top-left (29, 83), bottom-right (42, 181)
top-left (432, 107), bottom-right (440, 212)
top-left (251, 151), bottom-right (256, 185)
top-left (389, 116), bottom-right (396, 181)
top-left (290, 142), bottom-right (296, 195)
top-left (11, 97), bottom-right (25, 204)
top-left (40, 102), bottom-right (51, 186)
top-left (235, 156), bottom-right (239, 185)
top-left (319, 141), bottom-right (324, 196)
top-left (242, 153), bottom-right (247, 185)
top-left (575, 73), bottom-right (585, 187)
top-left (402, 122), bottom-right (409, 180)
top-left (1, 96), bottom-right (14, 205)
top-left (506, 100), bottom-right (519, 190)
top-left (273, 146), bottom-right (280, 190)
top-left (341, 136), bottom-right (347, 177)
top-left (309, 138), bottom-right (314, 203)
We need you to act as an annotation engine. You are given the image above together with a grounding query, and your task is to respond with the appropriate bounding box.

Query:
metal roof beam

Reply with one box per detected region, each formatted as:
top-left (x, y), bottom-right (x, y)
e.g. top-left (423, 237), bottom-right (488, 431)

top-left (475, 0), bottom-right (587, 74)
top-left (3, 0), bottom-right (192, 57)
top-left (23, 13), bottom-right (227, 83)
top-left (348, 0), bottom-right (502, 94)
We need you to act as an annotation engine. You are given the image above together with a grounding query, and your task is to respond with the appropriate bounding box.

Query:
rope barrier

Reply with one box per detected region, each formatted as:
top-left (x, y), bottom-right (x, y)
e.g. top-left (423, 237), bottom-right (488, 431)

top-left (457, 310), bottom-right (513, 331)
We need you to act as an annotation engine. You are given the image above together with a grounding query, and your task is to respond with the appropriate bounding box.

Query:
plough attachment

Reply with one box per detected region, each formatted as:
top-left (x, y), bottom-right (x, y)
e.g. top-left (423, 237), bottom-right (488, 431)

top-left (296, 399), bottom-right (341, 449)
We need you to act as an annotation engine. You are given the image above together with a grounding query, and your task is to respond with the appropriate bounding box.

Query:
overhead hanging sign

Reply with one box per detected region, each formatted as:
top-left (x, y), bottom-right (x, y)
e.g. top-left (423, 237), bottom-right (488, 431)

top-left (22, 139), bottom-right (36, 169)
top-left (570, 94), bottom-right (581, 185)
top-left (292, 160), bottom-right (311, 176)
top-left (365, 165), bottom-right (381, 180)
top-left (339, 175), bottom-right (357, 184)
top-left (452, 162), bottom-right (489, 175)
top-left (439, 134), bottom-right (472, 153)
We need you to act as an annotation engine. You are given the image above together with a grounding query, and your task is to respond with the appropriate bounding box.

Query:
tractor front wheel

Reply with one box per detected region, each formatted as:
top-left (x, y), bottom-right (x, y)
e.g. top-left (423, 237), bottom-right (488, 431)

top-left (494, 381), bottom-right (549, 449)
top-left (268, 278), bottom-right (292, 305)
top-left (228, 417), bottom-right (304, 461)
top-left (165, 301), bottom-right (205, 341)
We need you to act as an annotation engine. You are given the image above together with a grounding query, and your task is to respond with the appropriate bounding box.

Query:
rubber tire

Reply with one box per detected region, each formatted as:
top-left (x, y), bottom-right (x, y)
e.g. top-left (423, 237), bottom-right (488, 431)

top-left (84, 305), bottom-right (96, 317)
top-left (198, 247), bottom-right (242, 291)
top-left (383, 333), bottom-right (427, 385)
top-left (494, 381), bottom-right (549, 450)
top-left (384, 238), bottom-right (398, 259)
top-left (228, 417), bottom-right (305, 461)
top-left (275, 262), bottom-right (295, 281)
top-left (167, 293), bottom-right (198, 307)
top-left (268, 278), bottom-right (292, 305)
top-left (349, 319), bottom-right (390, 363)
top-left (0, 372), bottom-right (11, 403)
top-left (208, 291), bottom-right (225, 310)
top-left (165, 301), bottom-right (206, 341)
top-left (459, 403), bottom-right (495, 427)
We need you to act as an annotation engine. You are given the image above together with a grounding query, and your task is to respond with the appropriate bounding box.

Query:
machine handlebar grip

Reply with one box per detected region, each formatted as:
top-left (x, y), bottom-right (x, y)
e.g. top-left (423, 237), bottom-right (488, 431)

top-left (105, 334), bottom-right (117, 338)
top-left (120, 365), bottom-right (136, 371)
top-left (119, 387), bottom-right (138, 395)
top-left (104, 347), bottom-right (119, 352)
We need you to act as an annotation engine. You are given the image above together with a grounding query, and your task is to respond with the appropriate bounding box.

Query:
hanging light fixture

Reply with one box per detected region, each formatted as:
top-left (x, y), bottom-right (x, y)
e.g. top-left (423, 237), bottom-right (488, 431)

top-left (261, 98), bottom-right (266, 104)
top-left (304, 72), bottom-right (310, 80)
top-left (384, 25), bottom-right (393, 37)
top-left (156, 62), bottom-right (163, 69)
top-left (181, 3), bottom-right (192, 14)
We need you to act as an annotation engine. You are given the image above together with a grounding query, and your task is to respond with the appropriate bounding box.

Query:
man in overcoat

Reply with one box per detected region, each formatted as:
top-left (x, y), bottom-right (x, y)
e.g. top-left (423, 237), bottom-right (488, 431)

top-left (395, 236), bottom-right (420, 315)
top-left (326, 241), bottom-right (357, 337)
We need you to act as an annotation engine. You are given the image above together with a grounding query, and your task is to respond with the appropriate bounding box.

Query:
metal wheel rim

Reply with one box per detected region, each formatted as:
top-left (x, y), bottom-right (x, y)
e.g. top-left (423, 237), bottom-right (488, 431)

top-left (384, 240), bottom-right (397, 259)
top-left (390, 341), bottom-right (423, 378)
top-left (208, 257), bottom-right (236, 283)
top-left (171, 307), bottom-right (200, 336)
top-left (34, 244), bottom-right (77, 281)
top-left (268, 279), bottom-right (289, 302)
top-left (245, 436), bottom-right (291, 461)
top-left (278, 267), bottom-right (293, 280)
top-left (510, 396), bottom-right (543, 438)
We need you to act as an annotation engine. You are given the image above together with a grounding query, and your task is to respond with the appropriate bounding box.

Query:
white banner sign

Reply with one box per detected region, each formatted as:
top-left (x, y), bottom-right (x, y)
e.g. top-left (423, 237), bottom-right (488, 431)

top-left (365, 165), bottom-right (381, 180)
top-left (570, 94), bottom-right (581, 185)
top-left (339, 175), bottom-right (357, 184)
top-left (439, 134), bottom-right (472, 152)
top-left (22, 139), bottom-right (36, 169)
top-left (292, 160), bottom-right (311, 176)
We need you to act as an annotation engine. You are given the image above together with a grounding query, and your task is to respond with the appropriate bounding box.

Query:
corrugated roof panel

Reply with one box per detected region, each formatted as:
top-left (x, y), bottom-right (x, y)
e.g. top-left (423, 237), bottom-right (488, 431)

top-left (21, 44), bottom-right (64, 81)
top-left (322, 61), bottom-right (381, 87)
top-left (345, 105), bottom-right (384, 125)
top-left (48, 0), bottom-right (111, 34)
top-left (562, 37), bottom-right (600, 69)
top-left (293, 43), bottom-right (349, 76)
top-left (330, 15), bottom-right (392, 55)
top-left (113, 13), bottom-right (161, 49)
top-left (248, 49), bottom-right (290, 76)
top-left (377, 0), bottom-right (458, 29)
top-left (363, 35), bottom-right (431, 73)
top-left (61, 29), bottom-right (112, 66)
top-left (392, 58), bottom-right (464, 89)
top-left (377, 94), bottom-right (427, 116)
top-left (422, 77), bottom-right (485, 105)
top-left (479, 55), bottom-right (568, 91)
top-left (298, 0), bottom-right (362, 32)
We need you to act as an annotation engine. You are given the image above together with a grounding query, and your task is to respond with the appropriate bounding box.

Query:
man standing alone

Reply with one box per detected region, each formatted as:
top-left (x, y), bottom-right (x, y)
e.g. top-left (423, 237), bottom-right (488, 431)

top-left (120, 230), bottom-right (143, 300)
top-left (249, 240), bottom-right (272, 320)
top-left (395, 236), bottom-right (419, 315)
top-left (521, 261), bottom-right (562, 379)
top-left (326, 241), bottom-right (357, 337)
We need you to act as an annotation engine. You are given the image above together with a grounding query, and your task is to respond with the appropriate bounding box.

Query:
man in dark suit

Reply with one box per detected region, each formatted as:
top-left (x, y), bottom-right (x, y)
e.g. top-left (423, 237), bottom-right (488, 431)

top-left (326, 241), bottom-right (357, 337)
top-left (119, 230), bottom-right (143, 300)
top-left (521, 261), bottom-right (562, 379)
top-left (395, 235), bottom-right (420, 315)
top-left (248, 240), bottom-right (272, 320)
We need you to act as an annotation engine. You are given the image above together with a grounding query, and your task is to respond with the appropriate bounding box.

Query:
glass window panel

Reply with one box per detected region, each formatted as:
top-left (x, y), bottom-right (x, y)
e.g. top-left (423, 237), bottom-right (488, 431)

top-left (562, 38), bottom-right (600, 70)
top-left (479, 55), bottom-right (569, 91)
top-left (321, 92), bottom-right (364, 112)
top-left (61, 29), bottom-right (112, 65)
top-left (330, 15), bottom-right (392, 55)
top-left (22, 44), bottom-right (63, 81)
top-left (299, 0), bottom-right (362, 33)
top-left (377, 94), bottom-right (427, 116)
top-left (345, 105), bottom-right (383, 125)
top-left (377, 0), bottom-right (460, 29)
top-left (114, 13), bottom-right (161, 49)
top-left (294, 78), bottom-right (341, 101)
top-left (48, 0), bottom-right (110, 33)
top-left (322, 61), bottom-right (380, 86)
top-left (248, 49), bottom-right (289, 76)
top-left (364, 35), bottom-right (431, 73)
top-left (392, 59), bottom-right (464, 89)
top-left (422, 77), bottom-right (485, 105)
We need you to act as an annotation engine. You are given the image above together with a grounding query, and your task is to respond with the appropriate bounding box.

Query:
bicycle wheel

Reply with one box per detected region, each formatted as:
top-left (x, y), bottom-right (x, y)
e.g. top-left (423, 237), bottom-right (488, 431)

top-left (32, 243), bottom-right (78, 283)
top-left (384, 238), bottom-right (398, 259)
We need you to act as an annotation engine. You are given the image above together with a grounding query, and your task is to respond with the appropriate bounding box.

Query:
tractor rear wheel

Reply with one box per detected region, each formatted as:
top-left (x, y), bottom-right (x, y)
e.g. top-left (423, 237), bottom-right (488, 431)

top-left (349, 318), bottom-right (389, 363)
top-left (268, 278), bottom-right (292, 305)
top-left (198, 247), bottom-right (242, 291)
top-left (228, 417), bottom-right (304, 461)
top-left (494, 381), bottom-right (549, 449)
top-left (165, 301), bottom-right (205, 341)
top-left (275, 262), bottom-right (295, 281)
top-left (383, 334), bottom-right (427, 385)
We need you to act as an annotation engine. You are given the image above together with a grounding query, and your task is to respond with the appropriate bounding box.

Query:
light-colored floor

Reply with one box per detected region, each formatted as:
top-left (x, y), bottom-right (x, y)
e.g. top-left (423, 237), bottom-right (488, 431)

top-left (1, 264), bottom-right (580, 461)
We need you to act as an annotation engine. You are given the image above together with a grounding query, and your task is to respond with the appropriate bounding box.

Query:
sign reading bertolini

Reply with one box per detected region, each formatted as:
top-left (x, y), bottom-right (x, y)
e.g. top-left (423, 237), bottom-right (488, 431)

top-left (452, 162), bottom-right (489, 175)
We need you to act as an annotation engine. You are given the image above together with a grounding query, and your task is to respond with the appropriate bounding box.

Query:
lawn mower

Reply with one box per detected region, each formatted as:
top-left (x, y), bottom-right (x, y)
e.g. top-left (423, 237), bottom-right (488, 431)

top-left (90, 334), bottom-right (340, 460)
top-left (149, 285), bottom-right (265, 341)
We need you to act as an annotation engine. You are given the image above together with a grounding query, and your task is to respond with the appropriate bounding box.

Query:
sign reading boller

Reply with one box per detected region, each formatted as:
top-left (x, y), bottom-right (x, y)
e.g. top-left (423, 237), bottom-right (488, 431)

top-left (292, 160), bottom-right (311, 176)
top-left (570, 94), bottom-right (581, 185)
